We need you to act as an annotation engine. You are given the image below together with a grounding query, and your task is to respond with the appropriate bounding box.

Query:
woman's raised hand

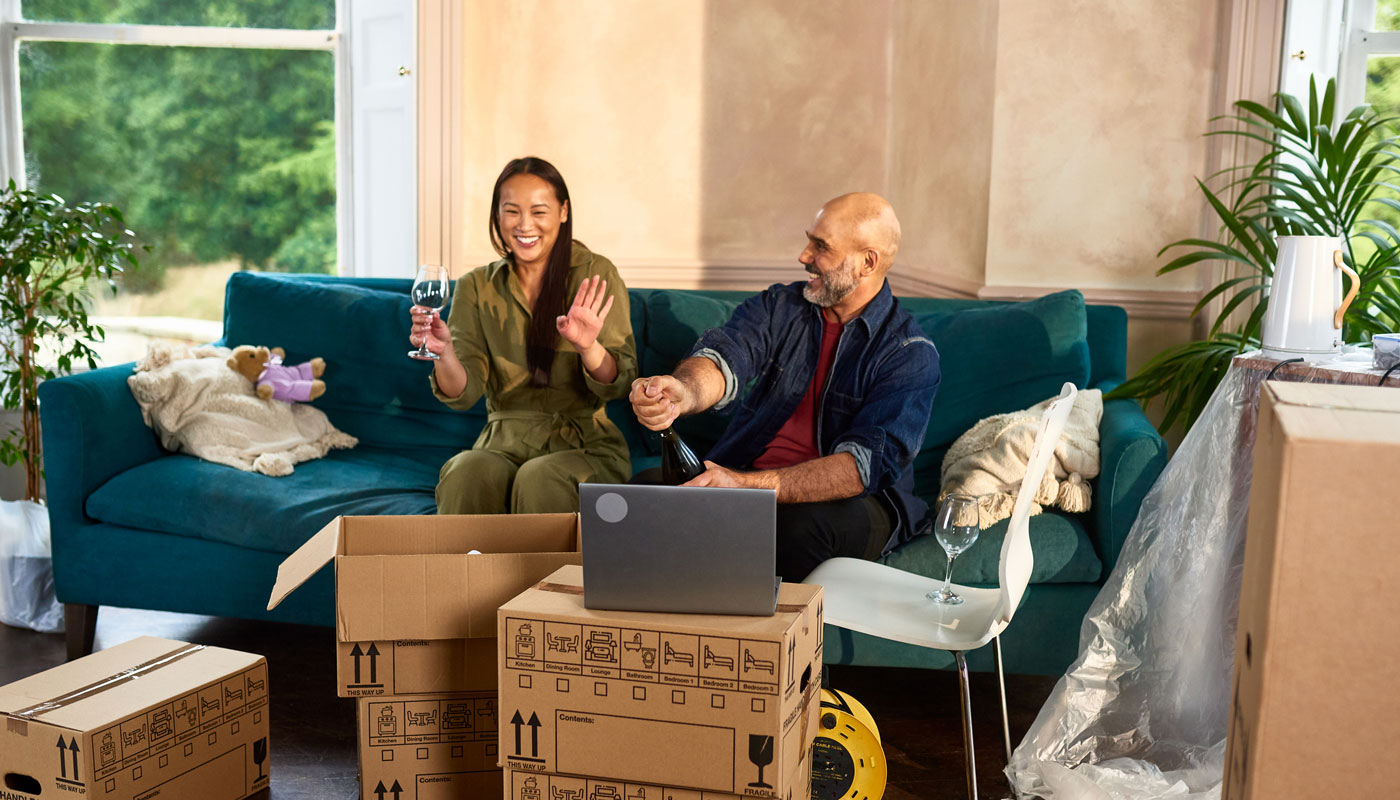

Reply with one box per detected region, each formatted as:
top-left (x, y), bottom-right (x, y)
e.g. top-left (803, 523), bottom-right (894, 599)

top-left (409, 305), bottom-right (452, 357)
top-left (556, 275), bottom-right (615, 351)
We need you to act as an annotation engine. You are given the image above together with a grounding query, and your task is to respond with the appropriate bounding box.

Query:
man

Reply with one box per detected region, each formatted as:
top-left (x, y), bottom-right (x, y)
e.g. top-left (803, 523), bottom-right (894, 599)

top-left (629, 193), bottom-right (941, 581)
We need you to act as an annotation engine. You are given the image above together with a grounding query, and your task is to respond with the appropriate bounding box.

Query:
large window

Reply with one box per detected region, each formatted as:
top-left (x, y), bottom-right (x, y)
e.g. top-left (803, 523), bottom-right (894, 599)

top-left (3, 0), bottom-right (342, 365)
top-left (1331, 0), bottom-right (1400, 247)
top-left (1339, 0), bottom-right (1400, 109)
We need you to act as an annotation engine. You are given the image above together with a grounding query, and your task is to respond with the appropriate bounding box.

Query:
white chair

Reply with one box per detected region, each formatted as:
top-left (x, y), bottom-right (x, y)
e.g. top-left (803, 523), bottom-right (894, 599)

top-left (805, 382), bottom-right (1078, 800)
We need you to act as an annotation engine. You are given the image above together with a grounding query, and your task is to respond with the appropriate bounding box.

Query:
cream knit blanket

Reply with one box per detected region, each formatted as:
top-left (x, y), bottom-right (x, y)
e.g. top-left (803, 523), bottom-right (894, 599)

top-left (127, 342), bottom-right (357, 476)
top-left (939, 388), bottom-right (1102, 528)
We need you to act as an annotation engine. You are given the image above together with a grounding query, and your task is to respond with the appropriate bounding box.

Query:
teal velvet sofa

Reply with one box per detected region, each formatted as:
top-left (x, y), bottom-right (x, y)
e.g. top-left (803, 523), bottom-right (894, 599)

top-left (40, 272), bottom-right (1167, 673)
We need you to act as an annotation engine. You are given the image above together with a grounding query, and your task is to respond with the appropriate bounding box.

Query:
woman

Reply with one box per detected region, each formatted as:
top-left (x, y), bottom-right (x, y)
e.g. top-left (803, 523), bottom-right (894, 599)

top-left (409, 157), bottom-right (636, 513)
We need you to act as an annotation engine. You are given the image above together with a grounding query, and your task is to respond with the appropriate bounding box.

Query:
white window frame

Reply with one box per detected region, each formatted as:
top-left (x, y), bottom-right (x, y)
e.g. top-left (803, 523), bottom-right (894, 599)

top-left (0, 0), bottom-right (356, 273)
top-left (1338, 0), bottom-right (1400, 111)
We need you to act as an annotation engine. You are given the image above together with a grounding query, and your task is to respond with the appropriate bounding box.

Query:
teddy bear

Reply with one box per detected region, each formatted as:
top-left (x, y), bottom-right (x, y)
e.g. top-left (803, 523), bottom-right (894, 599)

top-left (226, 345), bottom-right (326, 403)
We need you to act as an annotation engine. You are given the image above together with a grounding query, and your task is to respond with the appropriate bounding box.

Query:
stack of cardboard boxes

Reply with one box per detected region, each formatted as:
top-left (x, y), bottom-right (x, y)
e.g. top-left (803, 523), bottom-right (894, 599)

top-left (268, 513), bottom-right (585, 799)
top-left (498, 565), bottom-right (822, 799)
top-left (3, 513), bottom-right (822, 800)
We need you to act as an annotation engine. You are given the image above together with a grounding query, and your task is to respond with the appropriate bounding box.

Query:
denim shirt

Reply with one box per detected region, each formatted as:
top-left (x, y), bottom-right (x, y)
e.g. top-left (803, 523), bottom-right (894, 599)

top-left (691, 280), bottom-right (941, 552)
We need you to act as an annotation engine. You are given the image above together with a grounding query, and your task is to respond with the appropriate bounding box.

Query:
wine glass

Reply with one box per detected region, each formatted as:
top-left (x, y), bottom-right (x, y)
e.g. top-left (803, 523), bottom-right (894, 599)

top-left (927, 493), bottom-right (980, 605)
top-left (408, 264), bottom-right (450, 360)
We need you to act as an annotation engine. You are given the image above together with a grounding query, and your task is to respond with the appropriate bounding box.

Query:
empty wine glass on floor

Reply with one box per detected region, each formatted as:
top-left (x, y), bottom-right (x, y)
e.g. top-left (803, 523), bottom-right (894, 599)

top-left (408, 264), bottom-right (450, 360)
top-left (928, 493), bottom-right (980, 605)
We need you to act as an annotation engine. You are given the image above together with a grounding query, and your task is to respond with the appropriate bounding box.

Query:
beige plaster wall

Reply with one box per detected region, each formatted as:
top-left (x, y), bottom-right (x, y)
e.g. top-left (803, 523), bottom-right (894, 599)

top-left (457, 0), bottom-right (705, 270)
top-left (445, 0), bottom-right (1228, 313)
top-left (455, 0), bottom-right (897, 287)
top-left (887, 0), bottom-right (999, 292)
top-left (697, 0), bottom-right (892, 268)
top-left (984, 0), bottom-right (1220, 293)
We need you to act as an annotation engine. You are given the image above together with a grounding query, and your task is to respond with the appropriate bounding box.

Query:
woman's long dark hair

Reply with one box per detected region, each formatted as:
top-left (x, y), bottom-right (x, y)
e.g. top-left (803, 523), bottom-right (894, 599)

top-left (488, 156), bottom-right (574, 386)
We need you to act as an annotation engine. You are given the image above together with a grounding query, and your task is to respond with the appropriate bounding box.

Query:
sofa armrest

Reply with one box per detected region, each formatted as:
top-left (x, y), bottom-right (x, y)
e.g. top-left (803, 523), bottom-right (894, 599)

top-left (39, 365), bottom-right (165, 544)
top-left (1092, 396), bottom-right (1168, 569)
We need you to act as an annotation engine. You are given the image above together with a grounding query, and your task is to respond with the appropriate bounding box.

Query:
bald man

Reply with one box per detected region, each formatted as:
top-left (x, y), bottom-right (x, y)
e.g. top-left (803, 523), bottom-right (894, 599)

top-left (629, 193), bottom-right (942, 581)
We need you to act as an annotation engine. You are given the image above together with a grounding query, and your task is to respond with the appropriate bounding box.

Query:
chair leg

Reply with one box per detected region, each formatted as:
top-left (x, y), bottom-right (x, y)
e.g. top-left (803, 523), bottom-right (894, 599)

top-left (955, 650), bottom-right (978, 800)
top-left (65, 603), bottom-right (98, 661)
top-left (994, 635), bottom-right (1012, 765)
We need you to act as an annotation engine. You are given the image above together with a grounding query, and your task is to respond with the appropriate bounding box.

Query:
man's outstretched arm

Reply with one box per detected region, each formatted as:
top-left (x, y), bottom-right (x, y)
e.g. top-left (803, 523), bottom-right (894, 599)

top-left (629, 356), bottom-right (728, 431)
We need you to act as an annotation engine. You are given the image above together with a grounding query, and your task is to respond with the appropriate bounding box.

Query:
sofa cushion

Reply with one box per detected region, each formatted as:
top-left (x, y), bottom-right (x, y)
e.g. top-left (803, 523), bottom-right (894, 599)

top-left (222, 272), bottom-right (485, 451)
top-left (84, 446), bottom-right (448, 554)
top-left (916, 290), bottom-right (1091, 456)
top-left (881, 510), bottom-right (1102, 585)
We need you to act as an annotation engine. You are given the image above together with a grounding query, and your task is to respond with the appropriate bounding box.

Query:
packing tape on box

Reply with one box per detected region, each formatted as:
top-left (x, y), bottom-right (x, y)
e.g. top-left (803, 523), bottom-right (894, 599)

top-left (1275, 399), bottom-right (1400, 413)
top-left (533, 580), bottom-right (810, 613)
top-left (535, 581), bottom-right (584, 596)
top-left (12, 643), bottom-right (206, 719)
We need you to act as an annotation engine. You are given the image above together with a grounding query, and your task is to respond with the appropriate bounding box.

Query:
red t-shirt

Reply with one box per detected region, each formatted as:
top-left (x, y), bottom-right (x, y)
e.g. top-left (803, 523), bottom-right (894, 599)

top-left (753, 315), bottom-right (844, 470)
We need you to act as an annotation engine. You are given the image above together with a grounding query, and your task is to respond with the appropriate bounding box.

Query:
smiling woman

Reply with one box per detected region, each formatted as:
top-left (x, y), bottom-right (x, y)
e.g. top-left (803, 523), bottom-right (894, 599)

top-left (487, 159), bottom-right (578, 386)
top-left (407, 156), bottom-right (639, 517)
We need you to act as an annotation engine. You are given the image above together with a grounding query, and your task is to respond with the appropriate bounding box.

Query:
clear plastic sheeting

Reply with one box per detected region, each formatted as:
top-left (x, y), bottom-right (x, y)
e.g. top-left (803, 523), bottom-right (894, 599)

top-left (0, 498), bottom-right (64, 633)
top-left (1007, 351), bottom-right (1387, 800)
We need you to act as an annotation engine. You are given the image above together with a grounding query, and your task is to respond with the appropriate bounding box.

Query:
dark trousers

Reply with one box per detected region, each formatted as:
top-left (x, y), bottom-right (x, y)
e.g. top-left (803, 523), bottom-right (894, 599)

top-left (630, 468), bottom-right (892, 583)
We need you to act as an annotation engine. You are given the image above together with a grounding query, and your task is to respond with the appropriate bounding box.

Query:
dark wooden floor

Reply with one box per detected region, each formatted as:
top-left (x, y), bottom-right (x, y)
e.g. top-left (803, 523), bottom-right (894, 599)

top-left (0, 609), bottom-right (1058, 799)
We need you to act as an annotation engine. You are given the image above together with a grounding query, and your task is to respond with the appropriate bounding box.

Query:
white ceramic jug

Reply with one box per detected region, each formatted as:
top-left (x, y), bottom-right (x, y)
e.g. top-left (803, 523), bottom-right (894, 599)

top-left (1260, 235), bottom-right (1358, 358)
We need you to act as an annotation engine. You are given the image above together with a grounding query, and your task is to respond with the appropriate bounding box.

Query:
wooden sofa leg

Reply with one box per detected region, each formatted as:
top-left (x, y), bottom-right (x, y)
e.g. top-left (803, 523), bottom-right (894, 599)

top-left (65, 604), bottom-right (98, 661)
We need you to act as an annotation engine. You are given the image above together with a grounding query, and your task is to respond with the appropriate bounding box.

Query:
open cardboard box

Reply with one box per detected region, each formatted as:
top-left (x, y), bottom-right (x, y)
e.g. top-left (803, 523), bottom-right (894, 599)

top-left (0, 636), bottom-right (270, 800)
top-left (498, 565), bottom-right (822, 799)
top-left (268, 514), bottom-right (581, 697)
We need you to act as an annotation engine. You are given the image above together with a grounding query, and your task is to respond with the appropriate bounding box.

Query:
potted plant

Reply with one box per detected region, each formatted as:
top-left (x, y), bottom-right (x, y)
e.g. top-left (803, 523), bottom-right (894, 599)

top-left (1108, 78), bottom-right (1400, 435)
top-left (0, 180), bottom-right (141, 631)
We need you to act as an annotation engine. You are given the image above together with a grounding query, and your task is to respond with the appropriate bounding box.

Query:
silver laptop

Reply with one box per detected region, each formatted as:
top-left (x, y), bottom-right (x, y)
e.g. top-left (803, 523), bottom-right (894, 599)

top-left (579, 483), bottom-right (779, 616)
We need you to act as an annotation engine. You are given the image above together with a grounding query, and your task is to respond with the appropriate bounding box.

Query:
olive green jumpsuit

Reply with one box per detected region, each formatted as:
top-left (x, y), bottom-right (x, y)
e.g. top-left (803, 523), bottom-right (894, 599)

top-left (430, 243), bottom-right (637, 513)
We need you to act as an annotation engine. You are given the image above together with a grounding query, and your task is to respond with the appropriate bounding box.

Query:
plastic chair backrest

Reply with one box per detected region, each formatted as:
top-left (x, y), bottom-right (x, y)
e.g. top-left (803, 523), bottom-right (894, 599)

top-left (995, 382), bottom-right (1078, 627)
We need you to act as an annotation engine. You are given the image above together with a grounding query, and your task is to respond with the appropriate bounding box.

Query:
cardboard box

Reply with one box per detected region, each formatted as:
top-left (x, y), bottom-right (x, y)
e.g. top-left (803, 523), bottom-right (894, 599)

top-left (1224, 382), bottom-right (1400, 800)
top-left (502, 751), bottom-right (813, 800)
top-left (356, 693), bottom-right (502, 800)
top-left (0, 636), bottom-right (270, 800)
top-left (268, 514), bottom-right (582, 697)
top-left (498, 566), bottom-right (823, 799)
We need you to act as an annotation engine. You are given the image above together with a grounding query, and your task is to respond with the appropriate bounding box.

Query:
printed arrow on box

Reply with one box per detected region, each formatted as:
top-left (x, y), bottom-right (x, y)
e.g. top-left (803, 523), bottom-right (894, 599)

top-left (510, 711), bottom-right (543, 757)
top-left (350, 643), bottom-right (382, 684)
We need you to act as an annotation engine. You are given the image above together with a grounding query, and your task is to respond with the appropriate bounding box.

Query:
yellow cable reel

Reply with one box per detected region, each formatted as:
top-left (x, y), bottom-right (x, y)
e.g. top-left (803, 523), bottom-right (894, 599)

top-left (811, 688), bottom-right (887, 799)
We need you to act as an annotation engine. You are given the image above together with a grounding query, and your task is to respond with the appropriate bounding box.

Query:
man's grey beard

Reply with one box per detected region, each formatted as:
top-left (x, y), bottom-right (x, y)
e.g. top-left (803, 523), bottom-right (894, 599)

top-left (802, 256), bottom-right (861, 307)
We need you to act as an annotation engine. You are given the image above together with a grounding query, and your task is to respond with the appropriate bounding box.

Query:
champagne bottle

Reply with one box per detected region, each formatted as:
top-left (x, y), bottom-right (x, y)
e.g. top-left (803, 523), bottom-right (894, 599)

top-left (659, 427), bottom-right (704, 485)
